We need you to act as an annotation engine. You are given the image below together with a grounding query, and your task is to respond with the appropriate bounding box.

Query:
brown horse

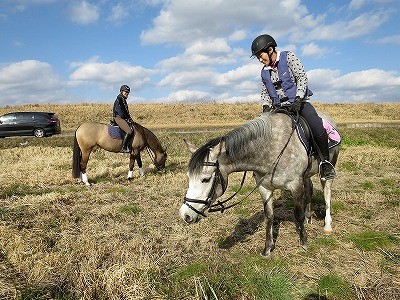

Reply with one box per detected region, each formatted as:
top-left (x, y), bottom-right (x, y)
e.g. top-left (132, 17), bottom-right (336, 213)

top-left (72, 122), bottom-right (167, 185)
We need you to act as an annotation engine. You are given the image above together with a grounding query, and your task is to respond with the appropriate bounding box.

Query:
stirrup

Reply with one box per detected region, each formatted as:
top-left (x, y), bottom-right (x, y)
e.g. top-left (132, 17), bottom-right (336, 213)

top-left (120, 147), bottom-right (131, 153)
top-left (319, 160), bottom-right (337, 181)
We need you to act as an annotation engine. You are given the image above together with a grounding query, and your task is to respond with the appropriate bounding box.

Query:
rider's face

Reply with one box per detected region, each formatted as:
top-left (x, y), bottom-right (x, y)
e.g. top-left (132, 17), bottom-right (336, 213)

top-left (122, 91), bottom-right (130, 98)
top-left (257, 48), bottom-right (274, 66)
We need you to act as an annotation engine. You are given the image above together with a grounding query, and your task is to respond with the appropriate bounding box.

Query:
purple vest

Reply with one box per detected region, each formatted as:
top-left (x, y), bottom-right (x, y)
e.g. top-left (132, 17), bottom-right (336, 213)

top-left (261, 51), bottom-right (313, 106)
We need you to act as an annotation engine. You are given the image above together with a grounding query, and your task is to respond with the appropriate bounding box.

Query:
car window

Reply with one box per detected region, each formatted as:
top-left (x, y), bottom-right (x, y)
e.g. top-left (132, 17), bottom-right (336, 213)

top-left (0, 114), bottom-right (16, 124)
top-left (16, 113), bottom-right (34, 121)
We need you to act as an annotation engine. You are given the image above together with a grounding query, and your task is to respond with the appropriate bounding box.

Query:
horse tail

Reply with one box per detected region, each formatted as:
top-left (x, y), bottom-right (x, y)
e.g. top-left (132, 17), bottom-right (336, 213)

top-left (72, 130), bottom-right (82, 178)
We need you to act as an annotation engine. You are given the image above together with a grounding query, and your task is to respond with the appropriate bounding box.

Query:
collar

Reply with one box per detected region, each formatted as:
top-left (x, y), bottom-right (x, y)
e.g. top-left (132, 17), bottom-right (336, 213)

top-left (264, 50), bottom-right (281, 70)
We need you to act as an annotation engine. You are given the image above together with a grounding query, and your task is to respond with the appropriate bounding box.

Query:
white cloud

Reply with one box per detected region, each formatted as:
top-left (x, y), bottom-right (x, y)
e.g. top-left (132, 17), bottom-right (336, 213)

top-left (301, 42), bottom-right (329, 58)
top-left (308, 68), bottom-right (400, 102)
top-left (155, 90), bottom-right (211, 103)
top-left (307, 10), bottom-right (389, 41)
top-left (0, 60), bottom-right (64, 105)
top-left (107, 3), bottom-right (130, 25)
top-left (69, 59), bottom-right (154, 91)
top-left (349, 0), bottom-right (394, 10)
top-left (68, 1), bottom-right (99, 25)
top-left (140, 0), bottom-right (309, 46)
top-left (376, 34), bottom-right (400, 44)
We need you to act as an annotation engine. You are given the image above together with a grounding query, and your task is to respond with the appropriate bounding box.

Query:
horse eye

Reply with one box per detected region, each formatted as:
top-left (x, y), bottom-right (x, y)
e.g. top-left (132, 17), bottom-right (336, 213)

top-left (201, 177), bottom-right (211, 183)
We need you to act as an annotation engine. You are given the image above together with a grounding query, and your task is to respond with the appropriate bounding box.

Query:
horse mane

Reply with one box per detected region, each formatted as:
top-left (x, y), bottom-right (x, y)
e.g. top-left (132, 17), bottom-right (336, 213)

top-left (134, 122), bottom-right (165, 153)
top-left (225, 115), bottom-right (272, 161)
top-left (188, 137), bottom-right (223, 174)
top-left (188, 114), bottom-right (272, 174)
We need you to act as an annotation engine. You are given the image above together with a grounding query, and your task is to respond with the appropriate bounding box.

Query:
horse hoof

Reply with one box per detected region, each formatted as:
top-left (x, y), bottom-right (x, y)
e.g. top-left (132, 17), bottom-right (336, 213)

top-left (301, 243), bottom-right (308, 251)
top-left (127, 177), bottom-right (133, 181)
top-left (323, 228), bottom-right (333, 234)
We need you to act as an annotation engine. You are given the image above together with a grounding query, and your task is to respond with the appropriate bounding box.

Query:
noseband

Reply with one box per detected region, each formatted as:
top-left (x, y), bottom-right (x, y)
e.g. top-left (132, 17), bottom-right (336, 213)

top-left (183, 161), bottom-right (226, 217)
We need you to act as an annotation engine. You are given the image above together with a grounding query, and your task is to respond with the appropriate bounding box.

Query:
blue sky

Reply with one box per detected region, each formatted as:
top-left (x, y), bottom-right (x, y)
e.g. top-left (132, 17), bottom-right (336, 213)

top-left (1, 0), bottom-right (399, 106)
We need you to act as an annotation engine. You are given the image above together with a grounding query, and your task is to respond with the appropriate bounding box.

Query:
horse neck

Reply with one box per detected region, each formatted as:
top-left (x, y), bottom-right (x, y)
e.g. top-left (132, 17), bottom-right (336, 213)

top-left (141, 126), bottom-right (164, 155)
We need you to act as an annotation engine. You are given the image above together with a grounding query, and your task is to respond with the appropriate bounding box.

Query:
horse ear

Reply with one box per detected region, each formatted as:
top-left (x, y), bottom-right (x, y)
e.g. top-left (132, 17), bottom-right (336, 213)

top-left (210, 139), bottom-right (225, 159)
top-left (184, 139), bottom-right (198, 153)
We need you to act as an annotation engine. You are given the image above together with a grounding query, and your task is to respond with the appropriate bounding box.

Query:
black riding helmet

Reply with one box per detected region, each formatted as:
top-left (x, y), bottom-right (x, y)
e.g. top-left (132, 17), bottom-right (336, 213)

top-left (251, 34), bottom-right (277, 57)
top-left (120, 84), bottom-right (130, 93)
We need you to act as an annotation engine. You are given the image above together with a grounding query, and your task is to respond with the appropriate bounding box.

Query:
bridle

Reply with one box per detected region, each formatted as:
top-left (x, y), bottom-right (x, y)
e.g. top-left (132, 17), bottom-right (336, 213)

top-left (146, 147), bottom-right (166, 171)
top-left (183, 161), bottom-right (227, 218)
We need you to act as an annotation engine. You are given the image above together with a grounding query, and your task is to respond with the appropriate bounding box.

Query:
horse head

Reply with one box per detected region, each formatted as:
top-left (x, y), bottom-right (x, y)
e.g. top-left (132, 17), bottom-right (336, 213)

top-left (154, 150), bottom-right (167, 172)
top-left (179, 138), bottom-right (228, 223)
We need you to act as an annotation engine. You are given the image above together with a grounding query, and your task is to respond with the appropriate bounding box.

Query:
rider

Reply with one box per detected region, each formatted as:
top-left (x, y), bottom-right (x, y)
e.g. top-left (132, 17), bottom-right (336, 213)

top-left (251, 34), bottom-right (336, 180)
top-left (113, 84), bottom-right (134, 153)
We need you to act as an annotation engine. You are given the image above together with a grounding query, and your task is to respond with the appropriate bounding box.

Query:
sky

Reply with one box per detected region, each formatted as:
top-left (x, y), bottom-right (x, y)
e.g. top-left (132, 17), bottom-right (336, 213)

top-left (0, 0), bottom-right (400, 106)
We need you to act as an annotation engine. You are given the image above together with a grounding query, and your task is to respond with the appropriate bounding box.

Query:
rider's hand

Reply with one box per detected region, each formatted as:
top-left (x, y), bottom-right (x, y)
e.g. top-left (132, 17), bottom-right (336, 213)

top-left (291, 96), bottom-right (302, 113)
top-left (262, 104), bottom-right (271, 112)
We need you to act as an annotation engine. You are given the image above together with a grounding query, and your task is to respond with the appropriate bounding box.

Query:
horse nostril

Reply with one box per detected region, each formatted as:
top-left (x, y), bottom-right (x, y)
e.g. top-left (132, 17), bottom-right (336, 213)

top-left (184, 214), bottom-right (192, 223)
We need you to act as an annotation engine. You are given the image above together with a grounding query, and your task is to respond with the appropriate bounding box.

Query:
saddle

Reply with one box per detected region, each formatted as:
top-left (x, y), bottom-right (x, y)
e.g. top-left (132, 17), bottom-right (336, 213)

top-left (273, 109), bottom-right (341, 156)
top-left (108, 120), bottom-right (135, 140)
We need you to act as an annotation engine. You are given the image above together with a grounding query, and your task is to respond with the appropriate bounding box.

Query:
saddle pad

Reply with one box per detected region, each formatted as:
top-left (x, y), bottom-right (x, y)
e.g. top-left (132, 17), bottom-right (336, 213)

top-left (108, 125), bottom-right (125, 139)
top-left (296, 118), bottom-right (341, 155)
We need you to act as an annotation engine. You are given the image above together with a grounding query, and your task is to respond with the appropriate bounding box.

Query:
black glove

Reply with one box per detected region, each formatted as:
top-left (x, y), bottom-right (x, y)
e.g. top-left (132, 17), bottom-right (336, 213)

top-left (291, 96), bottom-right (302, 113)
top-left (262, 104), bottom-right (271, 112)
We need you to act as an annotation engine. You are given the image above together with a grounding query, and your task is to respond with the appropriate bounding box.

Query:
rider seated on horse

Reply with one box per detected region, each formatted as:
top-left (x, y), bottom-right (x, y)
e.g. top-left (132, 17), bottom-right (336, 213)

top-left (113, 85), bottom-right (134, 153)
top-left (251, 34), bottom-right (336, 181)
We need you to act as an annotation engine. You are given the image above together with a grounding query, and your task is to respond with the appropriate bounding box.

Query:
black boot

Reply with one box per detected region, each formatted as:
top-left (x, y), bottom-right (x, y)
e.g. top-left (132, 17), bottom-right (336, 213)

top-left (121, 132), bottom-right (132, 153)
top-left (314, 131), bottom-right (337, 180)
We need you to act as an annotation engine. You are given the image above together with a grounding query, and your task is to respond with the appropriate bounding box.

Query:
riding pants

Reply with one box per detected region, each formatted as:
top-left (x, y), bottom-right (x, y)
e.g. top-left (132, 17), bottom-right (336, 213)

top-left (114, 116), bottom-right (133, 134)
top-left (299, 102), bottom-right (324, 138)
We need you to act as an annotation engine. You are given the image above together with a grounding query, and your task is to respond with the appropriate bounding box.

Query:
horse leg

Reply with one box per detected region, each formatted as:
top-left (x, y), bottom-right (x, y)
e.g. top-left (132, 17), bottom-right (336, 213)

top-left (304, 177), bottom-right (313, 224)
top-left (321, 179), bottom-right (333, 233)
top-left (258, 185), bottom-right (275, 257)
top-left (127, 152), bottom-right (136, 180)
top-left (293, 184), bottom-right (307, 249)
top-left (136, 154), bottom-right (144, 176)
top-left (127, 151), bottom-right (143, 180)
top-left (80, 149), bottom-right (91, 186)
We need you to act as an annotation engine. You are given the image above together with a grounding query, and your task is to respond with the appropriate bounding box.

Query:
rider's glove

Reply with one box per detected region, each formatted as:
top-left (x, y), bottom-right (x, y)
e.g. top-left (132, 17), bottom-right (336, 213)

top-left (291, 96), bottom-right (302, 113)
top-left (262, 104), bottom-right (271, 112)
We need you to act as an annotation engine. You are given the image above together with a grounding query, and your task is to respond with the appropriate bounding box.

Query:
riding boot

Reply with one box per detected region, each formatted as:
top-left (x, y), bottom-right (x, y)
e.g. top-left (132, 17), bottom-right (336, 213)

top-left (314, 131), bottom-right (337, 180)
top-left (121, 132), bottom-right (132, 153)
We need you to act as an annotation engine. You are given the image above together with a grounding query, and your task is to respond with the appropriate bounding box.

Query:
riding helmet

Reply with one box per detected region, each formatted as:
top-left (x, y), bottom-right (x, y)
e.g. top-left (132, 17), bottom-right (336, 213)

top-left (120, 85), bottom-right (130, 93)
top-left (251, 34), bottom-right (277, 57)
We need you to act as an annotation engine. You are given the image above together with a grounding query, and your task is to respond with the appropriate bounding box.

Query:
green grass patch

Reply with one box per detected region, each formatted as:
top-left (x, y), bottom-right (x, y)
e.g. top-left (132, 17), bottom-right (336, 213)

top-left (339, 161), bottom-right (358, 172)
top-left (348, 230), bottom-right (400, 251)
top-left (361, 180), bottom-right (375, 190)
top-left (108, 186), bottom-right (128, 194)
top-left (118, 203), bottom-right (141, 215)
top-left (331, 201), bottom-right (345, 215)
top-left (0, 206), bottom-right (28, 222)
top-left (318, 274), bottom-right (354, 300)
top-left (340, 127), bottom-right (400, 149)
top-left (160, 256), bottom-right (295, 299)
top-left (0, 183), bottom-right (50, 198)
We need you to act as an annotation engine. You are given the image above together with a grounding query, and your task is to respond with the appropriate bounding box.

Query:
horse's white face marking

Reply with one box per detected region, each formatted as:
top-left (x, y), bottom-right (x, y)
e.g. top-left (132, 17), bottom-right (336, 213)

top-left (179, 163), bottom-right (218, 223)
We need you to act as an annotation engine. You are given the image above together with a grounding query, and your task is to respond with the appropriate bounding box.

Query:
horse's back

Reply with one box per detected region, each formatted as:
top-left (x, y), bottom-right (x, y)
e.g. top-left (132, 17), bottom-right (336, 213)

top-left (76, 122), bottom-right (115, 151)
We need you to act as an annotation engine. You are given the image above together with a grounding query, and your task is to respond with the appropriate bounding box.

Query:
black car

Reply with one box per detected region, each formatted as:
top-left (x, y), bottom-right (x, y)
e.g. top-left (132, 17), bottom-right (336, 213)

top-left (0, 112), bottom-right (61, 138)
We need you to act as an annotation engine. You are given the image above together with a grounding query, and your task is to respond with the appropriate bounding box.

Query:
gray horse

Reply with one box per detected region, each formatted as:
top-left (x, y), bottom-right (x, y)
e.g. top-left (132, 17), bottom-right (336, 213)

top-left (179, 111), bottom-right (339, 256)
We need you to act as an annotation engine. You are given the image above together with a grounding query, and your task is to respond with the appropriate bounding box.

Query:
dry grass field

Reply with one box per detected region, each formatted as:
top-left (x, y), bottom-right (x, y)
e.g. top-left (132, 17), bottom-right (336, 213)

top-left (0, 102), bottom-right (399, 300)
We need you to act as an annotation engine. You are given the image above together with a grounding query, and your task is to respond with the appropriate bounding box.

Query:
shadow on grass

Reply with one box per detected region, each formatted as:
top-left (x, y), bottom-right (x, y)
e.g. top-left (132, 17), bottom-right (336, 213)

top-left (218, 190), bottom-right (328, 250)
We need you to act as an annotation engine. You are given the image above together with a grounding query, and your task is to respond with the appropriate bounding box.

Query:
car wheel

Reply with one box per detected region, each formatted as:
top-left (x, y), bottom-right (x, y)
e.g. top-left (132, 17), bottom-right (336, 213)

top-left (34, 128), bottom-right (45, 138)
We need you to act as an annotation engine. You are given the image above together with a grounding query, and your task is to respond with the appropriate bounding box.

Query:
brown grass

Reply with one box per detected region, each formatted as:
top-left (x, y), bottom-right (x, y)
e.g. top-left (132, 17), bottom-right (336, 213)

top-left (1, 102), bottom-right (399, 132)
top-left (0, 102), bottom-right (399, 299)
